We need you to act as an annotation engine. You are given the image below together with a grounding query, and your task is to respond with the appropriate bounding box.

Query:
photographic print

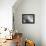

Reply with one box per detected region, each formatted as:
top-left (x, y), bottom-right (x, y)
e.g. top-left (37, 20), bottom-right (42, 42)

top-left (22, 14), bottom-right (35, 24)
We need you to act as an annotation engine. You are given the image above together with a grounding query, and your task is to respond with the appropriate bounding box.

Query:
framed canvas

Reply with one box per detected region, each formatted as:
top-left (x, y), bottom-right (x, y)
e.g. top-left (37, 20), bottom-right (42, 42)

top-left (22, 14), bottom-right (35, 24)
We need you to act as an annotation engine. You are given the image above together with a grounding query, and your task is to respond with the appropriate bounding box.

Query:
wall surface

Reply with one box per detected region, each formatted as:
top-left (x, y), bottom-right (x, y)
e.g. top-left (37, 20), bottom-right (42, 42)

top-left (41, 0), bottom-right (46, 46)
top-left (0, 0), bottom-right (16, 29)
top-left (13, 0), bottom-right (41, 46)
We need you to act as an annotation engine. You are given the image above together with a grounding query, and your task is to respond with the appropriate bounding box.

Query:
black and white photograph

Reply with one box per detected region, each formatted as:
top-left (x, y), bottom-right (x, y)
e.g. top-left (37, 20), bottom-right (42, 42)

top-left (22, 14), bottom-right (35, 24)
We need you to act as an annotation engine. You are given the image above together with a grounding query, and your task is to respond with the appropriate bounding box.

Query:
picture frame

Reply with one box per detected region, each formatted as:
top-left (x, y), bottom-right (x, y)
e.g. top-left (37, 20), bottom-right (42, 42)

top-left (22, 14), bottom-right (35, 24)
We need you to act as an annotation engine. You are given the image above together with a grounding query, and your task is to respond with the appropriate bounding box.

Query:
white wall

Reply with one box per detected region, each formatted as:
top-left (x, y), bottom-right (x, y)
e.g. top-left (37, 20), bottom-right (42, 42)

top-left (41, 0), bottom-right (46, 46)
top-left (0, 0), bottom-right (16, 30)
top-left (13, 0), bottom-right (41, 46)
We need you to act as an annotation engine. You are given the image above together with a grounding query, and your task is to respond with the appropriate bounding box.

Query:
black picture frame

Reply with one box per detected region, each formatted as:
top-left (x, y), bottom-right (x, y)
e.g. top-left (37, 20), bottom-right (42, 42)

top-left (22, 14), bottom-right (35, 24)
